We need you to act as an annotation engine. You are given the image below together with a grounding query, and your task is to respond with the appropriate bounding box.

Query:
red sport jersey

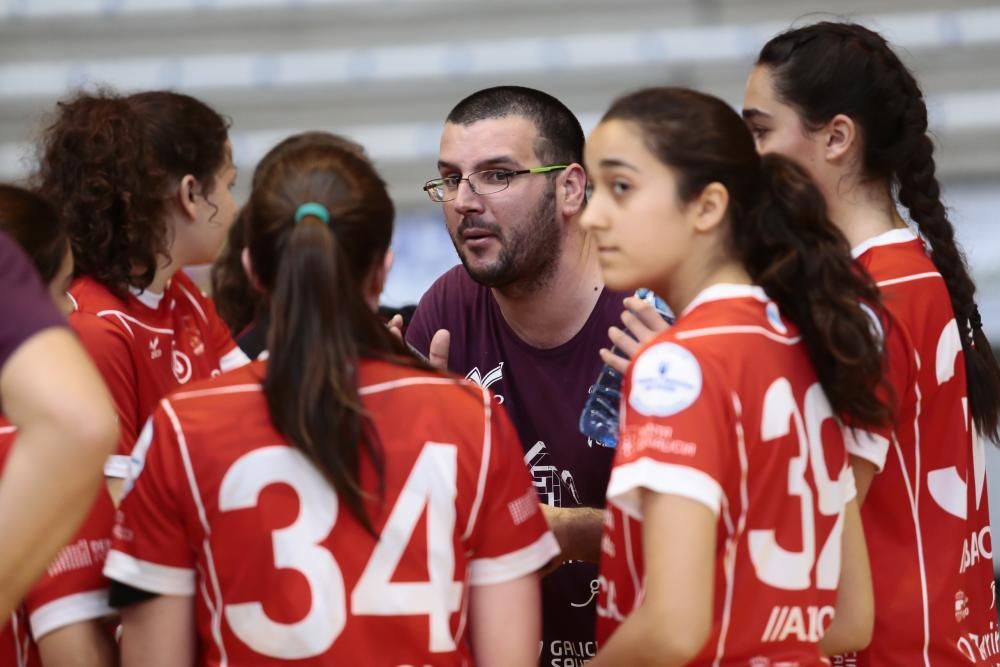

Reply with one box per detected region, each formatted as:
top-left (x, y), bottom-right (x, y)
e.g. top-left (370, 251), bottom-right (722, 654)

top-left (597, 284), bottom-right (856, 666)
top-left (69, 272), bottom-right (249, 477)
top-left (0, 421), bottom-right (116, 667)
top-left (105, 360), bottom-right (559, 666)
top-left (843, 228), bottom-right (998, 666)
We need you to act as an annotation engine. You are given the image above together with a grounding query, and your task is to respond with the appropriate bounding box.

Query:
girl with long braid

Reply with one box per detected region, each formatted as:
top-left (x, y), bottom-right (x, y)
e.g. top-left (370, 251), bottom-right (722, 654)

top-left (744, 21), bottom-right (1000, 665)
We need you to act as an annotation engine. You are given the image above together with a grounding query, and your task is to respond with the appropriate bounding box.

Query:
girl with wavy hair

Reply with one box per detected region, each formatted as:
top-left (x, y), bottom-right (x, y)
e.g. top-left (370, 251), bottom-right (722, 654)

top-left (745, 22), bottom-right (1000, 665)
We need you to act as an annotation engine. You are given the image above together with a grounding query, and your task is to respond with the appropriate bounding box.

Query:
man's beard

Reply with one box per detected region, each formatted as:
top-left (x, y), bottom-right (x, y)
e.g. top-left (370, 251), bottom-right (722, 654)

top-left (451, 187), bottom-right (561, 294)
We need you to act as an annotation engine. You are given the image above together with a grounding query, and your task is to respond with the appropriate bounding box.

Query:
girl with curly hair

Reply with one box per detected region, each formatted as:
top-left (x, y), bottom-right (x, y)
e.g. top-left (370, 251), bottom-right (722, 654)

top-left (36, 89), bottom-right (249, 501)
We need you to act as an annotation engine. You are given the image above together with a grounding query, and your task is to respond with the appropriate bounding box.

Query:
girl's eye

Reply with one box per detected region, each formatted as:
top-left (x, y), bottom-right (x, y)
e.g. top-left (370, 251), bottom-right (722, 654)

top-left (611, 180), bottom-right (630, 195)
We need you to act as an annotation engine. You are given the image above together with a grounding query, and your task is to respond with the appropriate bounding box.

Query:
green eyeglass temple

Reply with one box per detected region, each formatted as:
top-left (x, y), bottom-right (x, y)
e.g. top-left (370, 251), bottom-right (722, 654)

top-left (422, 164), bottom-right (569, 202)
top-left (517, 165), bottom-right (568, 176)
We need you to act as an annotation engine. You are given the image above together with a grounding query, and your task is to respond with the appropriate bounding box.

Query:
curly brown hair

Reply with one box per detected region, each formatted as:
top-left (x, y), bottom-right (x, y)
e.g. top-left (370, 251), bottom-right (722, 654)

top-left (34, 89), bottom-right (229, 299)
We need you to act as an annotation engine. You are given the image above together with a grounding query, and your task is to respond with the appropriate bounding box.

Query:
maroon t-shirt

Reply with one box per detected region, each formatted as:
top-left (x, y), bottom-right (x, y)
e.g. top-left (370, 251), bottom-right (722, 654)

top-left (0, 232), bottom-right (63, 371)
top-left (407, 265), bottom-right (622, 666)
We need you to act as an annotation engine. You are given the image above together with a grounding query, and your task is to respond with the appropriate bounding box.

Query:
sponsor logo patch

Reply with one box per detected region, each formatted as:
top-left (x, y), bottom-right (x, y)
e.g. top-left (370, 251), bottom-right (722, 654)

top-left (628, 342), bottom-right (702, 417)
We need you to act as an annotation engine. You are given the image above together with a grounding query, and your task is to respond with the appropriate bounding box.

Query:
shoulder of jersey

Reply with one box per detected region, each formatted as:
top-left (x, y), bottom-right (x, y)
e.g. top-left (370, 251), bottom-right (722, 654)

top-left (68, 276), bottom-right (127, 313)
top-left (169, 361), bottom-right (264, 404)
top-left (360, 359), bottom-right (488, 405)
top-left (861, 237), bottom-right (937, 281)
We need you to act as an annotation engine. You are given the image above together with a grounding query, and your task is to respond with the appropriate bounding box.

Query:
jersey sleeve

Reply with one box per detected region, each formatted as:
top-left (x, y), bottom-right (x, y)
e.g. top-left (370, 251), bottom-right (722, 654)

top-left (844, 308), bottom-right (913, 473)
top-left (464, 397), bottom-right (560, 586)
top-left (103, 404), bottom-right (196, 596)
top-left (69, 311), bottom-right (139, 476)
top-left (608, 340), bottom-right (730, 518)
top-left (23, 488), bottom-right (116, 640)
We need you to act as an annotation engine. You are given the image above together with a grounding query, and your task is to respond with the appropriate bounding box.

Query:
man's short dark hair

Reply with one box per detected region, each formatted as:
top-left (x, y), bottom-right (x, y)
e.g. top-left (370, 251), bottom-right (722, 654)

top-left (446, 86), bottom-right (585, 166)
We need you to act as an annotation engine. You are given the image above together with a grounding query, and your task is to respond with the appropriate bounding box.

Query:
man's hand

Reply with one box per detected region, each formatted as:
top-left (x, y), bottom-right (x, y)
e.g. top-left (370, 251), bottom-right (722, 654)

top-left (600, 295), bottom-right (671, 374)
top-left (389, 317), bottom-right (451, 371)
top-left (427, 328), bottom-right (450, 370)
top-left (387, 314), bottom-right (405, 340)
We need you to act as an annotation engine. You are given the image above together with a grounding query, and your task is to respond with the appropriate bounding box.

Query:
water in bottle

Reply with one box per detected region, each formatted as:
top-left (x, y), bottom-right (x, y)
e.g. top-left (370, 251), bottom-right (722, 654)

top-left (580, 289), bottom-right (672, 448)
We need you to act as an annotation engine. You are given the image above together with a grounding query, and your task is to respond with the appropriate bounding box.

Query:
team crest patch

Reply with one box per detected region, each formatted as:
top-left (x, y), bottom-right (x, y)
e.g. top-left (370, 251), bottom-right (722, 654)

top-left (628, 342), bottom-right (702, 417)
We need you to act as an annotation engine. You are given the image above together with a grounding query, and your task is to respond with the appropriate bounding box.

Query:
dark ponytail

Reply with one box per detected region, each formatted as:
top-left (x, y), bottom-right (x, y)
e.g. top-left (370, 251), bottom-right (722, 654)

top-left (758, 21), bottom-right (1000, 440)
top-left (246, 138), bottom-right (425, 534)
top-left (602, 87), bottom-right (890, 428)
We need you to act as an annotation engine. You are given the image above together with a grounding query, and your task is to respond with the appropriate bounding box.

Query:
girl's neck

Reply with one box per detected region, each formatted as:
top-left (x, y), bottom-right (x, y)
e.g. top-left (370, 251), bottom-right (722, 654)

top-left (140, 257), bottom-right (182, 296)
top-left (659, 259), bottom-right (751, 319)
top-left (826, 179), bottom-right (907, 249)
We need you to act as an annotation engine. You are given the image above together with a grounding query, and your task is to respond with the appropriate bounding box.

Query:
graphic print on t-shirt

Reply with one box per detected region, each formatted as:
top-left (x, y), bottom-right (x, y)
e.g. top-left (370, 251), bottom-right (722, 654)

top-left (524, 440), bottom-right (581, 508)
top-left (465, 361), bottom-right (505, 403)
top-left (404, 266), bottom-right (623, 666)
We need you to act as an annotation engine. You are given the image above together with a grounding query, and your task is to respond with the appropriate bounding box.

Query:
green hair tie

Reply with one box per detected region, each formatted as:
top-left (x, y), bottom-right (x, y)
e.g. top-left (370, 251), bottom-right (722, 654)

top-left (293, 202), bottom-right (331, 225)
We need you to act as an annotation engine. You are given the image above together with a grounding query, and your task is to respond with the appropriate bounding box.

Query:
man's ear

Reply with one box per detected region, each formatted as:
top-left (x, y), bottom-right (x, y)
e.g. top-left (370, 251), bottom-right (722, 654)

top-left (559, 164), bottom-right (588, 219)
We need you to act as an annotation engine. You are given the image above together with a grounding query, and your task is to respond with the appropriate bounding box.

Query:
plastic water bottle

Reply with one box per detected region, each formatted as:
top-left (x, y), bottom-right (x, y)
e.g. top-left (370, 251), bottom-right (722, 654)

top-left (580, 288), bottom-right (673, 448)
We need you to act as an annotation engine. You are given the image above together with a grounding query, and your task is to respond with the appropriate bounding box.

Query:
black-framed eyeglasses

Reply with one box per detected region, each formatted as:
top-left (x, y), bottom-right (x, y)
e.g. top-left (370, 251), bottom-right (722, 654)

top-left (423, 165), bottom-right (568, 203)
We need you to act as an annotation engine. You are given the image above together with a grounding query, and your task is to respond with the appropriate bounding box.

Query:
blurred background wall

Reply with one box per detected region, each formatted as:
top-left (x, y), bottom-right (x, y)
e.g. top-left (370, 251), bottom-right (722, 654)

top-left (2, 0), bottom-right (999, 545)
top-left (1, 0), bottom-right (998, 318)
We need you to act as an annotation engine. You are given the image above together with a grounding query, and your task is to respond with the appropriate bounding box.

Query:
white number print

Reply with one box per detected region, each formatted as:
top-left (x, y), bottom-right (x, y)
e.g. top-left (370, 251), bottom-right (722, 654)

top-left (218, 443), bottom-right (461, 659)
top-left (219, 448), bottom-right (345, 659)
top-left (352, 443), bottom-right (462, 652)
top-left (749, 379), bottom-right (848, 590)
top-left (927, 320), bottom-right (987, 519)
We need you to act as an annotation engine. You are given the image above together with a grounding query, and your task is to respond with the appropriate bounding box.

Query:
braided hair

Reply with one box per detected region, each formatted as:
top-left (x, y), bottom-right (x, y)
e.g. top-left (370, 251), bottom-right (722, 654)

top-left (758, 21), bottom-right (1000, 441)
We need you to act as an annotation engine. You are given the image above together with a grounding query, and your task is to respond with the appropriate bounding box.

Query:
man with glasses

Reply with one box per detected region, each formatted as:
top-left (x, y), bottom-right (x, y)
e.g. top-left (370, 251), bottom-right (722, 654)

top-left (406, 86), bottom-right (625, 665)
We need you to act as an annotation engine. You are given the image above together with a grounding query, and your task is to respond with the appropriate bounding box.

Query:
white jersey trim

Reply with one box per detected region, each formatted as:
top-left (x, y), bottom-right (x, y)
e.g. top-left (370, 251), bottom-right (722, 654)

top-left (162, 399), bottom-right (230, 665)
top-left (844, 428), bottom-right (891, 473)
top-left (103, 550), bottom-right (195, 595)
top-left (681, 283), bottom-right (768, 318)
top-left (875, 272), bottom-right (941, 288)
top-left (712, 392), bottom-right (749, 665)
top-left (95, 310), bottom-right (174, 338)
top-left (104, 454), bottom-right (131, 479)
top-left (608, 457), bottom-right (723, 518)
top-left (462, 387), bottom-right (492, 542)
top-left (468, 532), bottom-right (561, 586)
top-left (176, 283), bottom-right (208, 324)
top-left (29, 589), bottom-right (114, 640)
top-left (169, 375), bottom-right (471, 402)
top-left (359, 376), bottom-right (472, 395)
top-left (128, 285), bottom-right (165, 310)
top-left (218, 346), bottom-right (251, 373)
top-left (676, 325), bottom-right (801, 346)
top-left (851, 227), bottom-right (919, 259)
